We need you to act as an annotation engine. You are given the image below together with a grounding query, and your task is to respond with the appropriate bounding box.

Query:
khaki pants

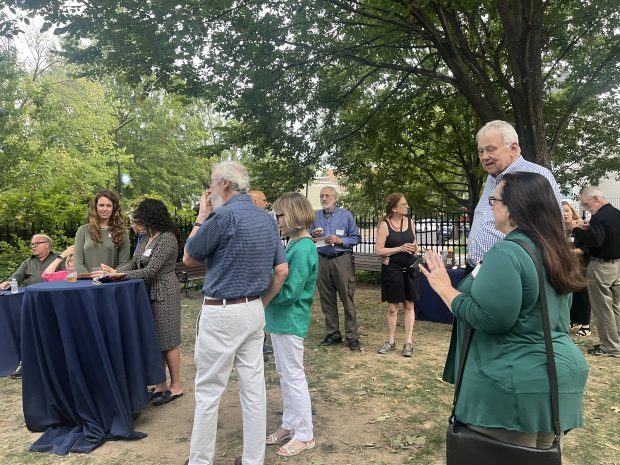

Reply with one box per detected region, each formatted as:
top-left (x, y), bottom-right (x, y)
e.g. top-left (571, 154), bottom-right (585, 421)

top-left (467, 424), bottom-right (560, 449)
top-left (189, 299), bottom-right (266, 465)
top-left (317, 253), bottom-right (358, 340)
top-left (587, 260), bottom-right (620, 354)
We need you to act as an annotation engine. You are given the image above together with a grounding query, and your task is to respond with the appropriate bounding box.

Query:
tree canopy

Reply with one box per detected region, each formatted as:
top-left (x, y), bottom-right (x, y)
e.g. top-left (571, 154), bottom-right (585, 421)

top-left (2, 1), bottom-right (619, 210)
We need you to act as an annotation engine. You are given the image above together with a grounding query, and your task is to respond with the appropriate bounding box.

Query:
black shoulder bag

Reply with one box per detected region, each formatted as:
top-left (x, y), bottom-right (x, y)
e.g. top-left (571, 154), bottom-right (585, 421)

top-left (446, 239), bottom-right (562, 465)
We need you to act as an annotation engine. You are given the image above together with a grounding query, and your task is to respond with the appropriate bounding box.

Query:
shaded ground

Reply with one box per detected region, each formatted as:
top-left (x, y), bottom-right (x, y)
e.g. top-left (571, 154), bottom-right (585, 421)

top-left (1, 285), bottom-right (619, 465)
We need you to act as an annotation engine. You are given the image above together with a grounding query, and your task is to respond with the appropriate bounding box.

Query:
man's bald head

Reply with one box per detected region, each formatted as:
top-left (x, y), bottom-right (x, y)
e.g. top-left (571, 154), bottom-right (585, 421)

top-left (249, 190), bottom-right (269, 210)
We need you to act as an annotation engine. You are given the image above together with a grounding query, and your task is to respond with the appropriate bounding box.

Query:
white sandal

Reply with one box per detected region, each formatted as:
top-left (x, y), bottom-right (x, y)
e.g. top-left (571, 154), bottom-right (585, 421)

top-left (277, 438), bottom-right (316, 457)
top-left (266, 427), bottom-right (293, 445)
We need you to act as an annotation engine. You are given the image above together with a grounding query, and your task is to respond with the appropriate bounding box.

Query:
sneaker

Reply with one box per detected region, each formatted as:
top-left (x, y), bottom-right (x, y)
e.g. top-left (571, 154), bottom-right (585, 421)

top-left (402, 343), bottom-right (414, 357)
top-left (587, 347), bottom-right (620, 358)
top-left (377, 341), bottom-right (395, 354)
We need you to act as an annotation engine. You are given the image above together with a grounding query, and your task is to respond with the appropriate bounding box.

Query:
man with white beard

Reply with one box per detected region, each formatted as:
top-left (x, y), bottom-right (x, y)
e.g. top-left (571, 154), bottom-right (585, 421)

top-left (183, 161), bottom-right (288, 465)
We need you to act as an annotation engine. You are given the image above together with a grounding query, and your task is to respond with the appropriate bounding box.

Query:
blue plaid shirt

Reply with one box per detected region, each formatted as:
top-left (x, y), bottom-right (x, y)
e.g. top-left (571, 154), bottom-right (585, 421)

top-left (186, 194), bottom-right (287, 299)
top-left (467, 156), bottom-right (561, 264)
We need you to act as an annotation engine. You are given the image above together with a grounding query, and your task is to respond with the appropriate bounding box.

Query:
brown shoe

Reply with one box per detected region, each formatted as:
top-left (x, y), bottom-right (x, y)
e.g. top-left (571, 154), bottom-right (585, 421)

top-left (235, 457), bottom-right (242, 465)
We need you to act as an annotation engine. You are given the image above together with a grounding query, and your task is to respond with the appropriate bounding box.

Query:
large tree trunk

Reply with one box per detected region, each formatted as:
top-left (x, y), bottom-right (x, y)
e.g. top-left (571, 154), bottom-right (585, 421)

top-left (496, 0), bottom-right (550, 168)
top-left (406, 1), bottom-right (551, 168)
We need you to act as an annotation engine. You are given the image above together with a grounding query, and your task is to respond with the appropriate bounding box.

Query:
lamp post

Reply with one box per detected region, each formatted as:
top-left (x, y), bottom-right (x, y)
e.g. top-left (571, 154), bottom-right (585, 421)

top-left (114, 116), bottom-right (137, 196)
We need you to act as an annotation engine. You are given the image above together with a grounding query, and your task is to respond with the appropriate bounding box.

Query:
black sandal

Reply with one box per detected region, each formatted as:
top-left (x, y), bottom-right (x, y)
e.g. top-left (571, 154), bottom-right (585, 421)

top-left (575, 326), bottom-right (591, 337)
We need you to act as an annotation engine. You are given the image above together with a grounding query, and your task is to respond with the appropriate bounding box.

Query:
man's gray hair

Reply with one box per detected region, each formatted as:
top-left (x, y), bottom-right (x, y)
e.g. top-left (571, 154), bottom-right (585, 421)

top-left (33, 234), bottom-right (52, 245)
top-left (476, 120), bottom-right (519, 147)
top-left (320, 186), bottom-right (338, 198)
top-left (580, 186), bottom-right (606, 200)
top-left (212, 160), bottom-right (250, 194)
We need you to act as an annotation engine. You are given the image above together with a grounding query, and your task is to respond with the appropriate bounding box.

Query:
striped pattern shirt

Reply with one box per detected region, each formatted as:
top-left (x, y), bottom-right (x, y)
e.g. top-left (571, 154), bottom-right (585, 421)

top-left (186, 194), bottom-right (287, 299)
top-left (467, 156), bottom-right (561, 264)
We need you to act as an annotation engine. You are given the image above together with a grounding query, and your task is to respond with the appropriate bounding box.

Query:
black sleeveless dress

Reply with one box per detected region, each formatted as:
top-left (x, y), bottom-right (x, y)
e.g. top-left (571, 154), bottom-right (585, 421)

top-left (381, 217), bottom-right (420, 303)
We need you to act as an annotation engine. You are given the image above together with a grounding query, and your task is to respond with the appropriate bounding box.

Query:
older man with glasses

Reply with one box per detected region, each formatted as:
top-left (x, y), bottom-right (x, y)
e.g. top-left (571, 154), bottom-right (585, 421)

top-left (1, 234), bottom-right (63, 290)
top-left (1, 234), bottom-right (62, 379)
top-left (465, 120), bottom-right (561, 275)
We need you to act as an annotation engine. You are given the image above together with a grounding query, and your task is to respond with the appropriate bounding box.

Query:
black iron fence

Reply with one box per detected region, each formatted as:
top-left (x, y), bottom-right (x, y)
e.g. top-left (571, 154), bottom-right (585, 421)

top-left (1, 212), bottom-right (471, 266)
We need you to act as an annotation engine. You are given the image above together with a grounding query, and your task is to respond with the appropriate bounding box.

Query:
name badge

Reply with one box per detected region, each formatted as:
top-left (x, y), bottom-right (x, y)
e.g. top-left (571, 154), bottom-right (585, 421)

top-left (335, 229), bottom-right (345, 235)
top-left (143, 248), bottom-right (153, 257)
top-left (471, 263), bottom-right (481, 278)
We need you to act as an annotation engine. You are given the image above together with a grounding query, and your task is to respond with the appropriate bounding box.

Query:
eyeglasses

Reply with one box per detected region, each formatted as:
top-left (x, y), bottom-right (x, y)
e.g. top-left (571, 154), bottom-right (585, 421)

top-left (275, 213), bottom-right (285, 219)
top-left (488, 196), bottom-right (504, 206)
top-left (29, 241), bottom-right (47, 248)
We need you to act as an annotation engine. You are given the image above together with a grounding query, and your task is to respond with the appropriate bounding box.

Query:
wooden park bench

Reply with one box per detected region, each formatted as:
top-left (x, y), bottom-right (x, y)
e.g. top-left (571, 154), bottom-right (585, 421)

top-left (175, 261), bottom-right (206, 291)
top-left (353, 252), bottom-right (382, 272)
top-left (174, 252), bottom-right (381, 293)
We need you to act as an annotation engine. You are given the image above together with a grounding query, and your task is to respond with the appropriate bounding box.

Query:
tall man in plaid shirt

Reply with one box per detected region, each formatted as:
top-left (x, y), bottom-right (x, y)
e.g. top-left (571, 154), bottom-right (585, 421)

top-left (466, 120), bottom-right (561, 273)
top-left (183, 161), bottom-right (288, 465)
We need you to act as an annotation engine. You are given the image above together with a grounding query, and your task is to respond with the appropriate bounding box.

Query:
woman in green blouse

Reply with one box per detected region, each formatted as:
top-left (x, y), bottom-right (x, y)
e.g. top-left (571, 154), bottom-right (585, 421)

top-left (421, 172), bottom-right (588, 449)
top-left (265, 192), bottom-right (318, 457)
top-left (73, 189), bottom-right (130, 274)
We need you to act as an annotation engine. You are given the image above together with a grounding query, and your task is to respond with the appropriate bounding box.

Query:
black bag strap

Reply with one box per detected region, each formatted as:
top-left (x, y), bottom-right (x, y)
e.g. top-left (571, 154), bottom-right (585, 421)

top-left (451, 238), bottom-right (561, 442)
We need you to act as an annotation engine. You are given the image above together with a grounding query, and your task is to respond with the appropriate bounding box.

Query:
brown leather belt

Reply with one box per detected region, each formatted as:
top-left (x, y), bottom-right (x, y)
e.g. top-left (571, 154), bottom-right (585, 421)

top-left (203, 295), bottom-right (261, 306)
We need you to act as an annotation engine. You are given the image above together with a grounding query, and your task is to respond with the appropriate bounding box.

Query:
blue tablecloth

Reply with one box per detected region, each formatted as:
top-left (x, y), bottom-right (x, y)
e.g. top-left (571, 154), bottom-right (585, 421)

top-left (21, 279), bottom-right (165, 455)
top-left (0, 288), bottom-right (24, 376)
top-left (416, 268), bottom-right (465, 324)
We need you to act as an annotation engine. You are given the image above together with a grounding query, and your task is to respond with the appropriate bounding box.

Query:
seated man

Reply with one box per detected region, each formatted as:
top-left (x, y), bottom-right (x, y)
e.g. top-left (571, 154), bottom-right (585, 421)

top-left (0, 234), bottom-right (62, 290)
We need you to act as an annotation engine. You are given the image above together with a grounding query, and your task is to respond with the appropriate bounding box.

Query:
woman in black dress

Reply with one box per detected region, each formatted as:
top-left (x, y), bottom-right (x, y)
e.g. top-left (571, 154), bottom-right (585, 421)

top-left (375, 193), bottom-right (420, 357)
top-left (562, 201), bottom-right (591, 337)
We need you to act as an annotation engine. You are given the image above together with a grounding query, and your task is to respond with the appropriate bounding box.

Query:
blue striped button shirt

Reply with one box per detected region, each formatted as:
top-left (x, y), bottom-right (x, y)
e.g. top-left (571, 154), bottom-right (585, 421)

top-left (185, 194), bottom-right (287, 299)
top-left (310, 207), bottom-right (361, 255)
top-left (467, 156), bottom-right (561, 264)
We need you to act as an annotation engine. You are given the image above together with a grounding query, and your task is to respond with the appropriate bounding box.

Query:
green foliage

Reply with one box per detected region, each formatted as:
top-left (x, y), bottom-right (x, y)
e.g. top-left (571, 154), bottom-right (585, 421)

top-left (10, 0), bottom-right (617, 207)
top-left (0, 41), bottom-right (250, 230)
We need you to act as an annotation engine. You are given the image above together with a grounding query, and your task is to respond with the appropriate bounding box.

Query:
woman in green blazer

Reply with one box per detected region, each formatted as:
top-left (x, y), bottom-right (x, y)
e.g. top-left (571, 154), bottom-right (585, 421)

top-left (422, 172), bottom-right (588, 449)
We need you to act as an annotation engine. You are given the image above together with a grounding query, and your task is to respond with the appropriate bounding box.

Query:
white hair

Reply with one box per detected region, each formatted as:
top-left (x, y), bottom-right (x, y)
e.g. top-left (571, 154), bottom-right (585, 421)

top-left (33, 234), bottom-right (52, 245)
top-left (476, 120), bottom-right (519, 147)
top-left (580, 187), bottom-right (606, 200)
top-left (212, 161), bottom-right (250, 194)
top-left (320, 186), bottom-right (338, 198)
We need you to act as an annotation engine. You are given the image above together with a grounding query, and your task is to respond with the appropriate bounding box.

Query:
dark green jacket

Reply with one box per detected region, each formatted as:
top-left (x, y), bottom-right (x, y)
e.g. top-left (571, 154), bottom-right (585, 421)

top-left (11, 252), bottom-right (61, 285)
top-left (443, 230), bottom-right (588, 432)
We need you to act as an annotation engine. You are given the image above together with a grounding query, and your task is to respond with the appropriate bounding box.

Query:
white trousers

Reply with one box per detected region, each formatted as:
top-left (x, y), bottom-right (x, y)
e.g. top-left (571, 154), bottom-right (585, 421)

top-left (189, 299), bottom-right (266, 465)
top-left (271, 334), bottom-right (314, 442)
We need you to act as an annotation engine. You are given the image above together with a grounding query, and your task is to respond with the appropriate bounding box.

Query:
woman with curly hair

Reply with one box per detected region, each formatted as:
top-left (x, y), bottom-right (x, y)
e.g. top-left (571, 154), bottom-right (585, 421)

top-left (73, 190), bottom-right (130, 274)
top-left (102, 198), bottom-right (184, 406)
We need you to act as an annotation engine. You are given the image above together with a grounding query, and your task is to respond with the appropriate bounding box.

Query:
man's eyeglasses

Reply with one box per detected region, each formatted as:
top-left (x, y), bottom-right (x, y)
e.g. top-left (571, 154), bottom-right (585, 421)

top-left (488, 196), bottom-right (504, 206)
top-left (29, 241), bottom-right (47, 248)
